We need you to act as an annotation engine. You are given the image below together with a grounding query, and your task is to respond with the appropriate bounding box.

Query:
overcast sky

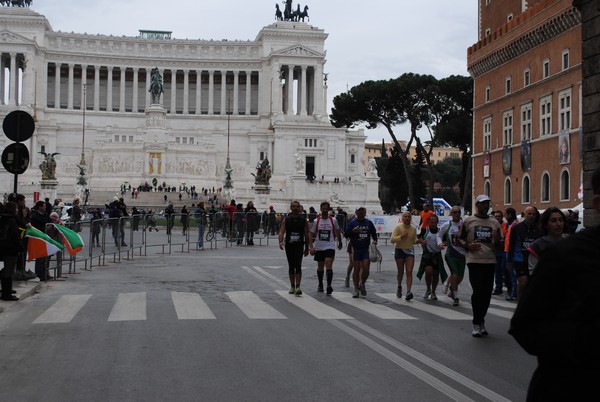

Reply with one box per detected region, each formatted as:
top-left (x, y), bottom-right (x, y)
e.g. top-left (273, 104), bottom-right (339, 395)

top-left (32, 0), bottom-right (478, 143)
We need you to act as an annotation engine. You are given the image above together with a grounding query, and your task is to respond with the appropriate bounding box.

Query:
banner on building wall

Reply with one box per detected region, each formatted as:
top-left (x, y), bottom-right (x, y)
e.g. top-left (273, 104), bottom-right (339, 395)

top-left (502, 145), bottom-right (512, 175)
top-left (559, 131), bottom-right (570, 164)
top-left (483, 151), bottom-right (490, 178)
top-left (520, 140), bottom-right (531, 171)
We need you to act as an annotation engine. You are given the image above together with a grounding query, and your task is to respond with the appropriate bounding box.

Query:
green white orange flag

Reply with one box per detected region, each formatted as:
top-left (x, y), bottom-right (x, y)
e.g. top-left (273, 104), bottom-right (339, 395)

top-left (25, 226), bottom-right (63, 261)
top-left (51, 223), bottom-right (84, 255)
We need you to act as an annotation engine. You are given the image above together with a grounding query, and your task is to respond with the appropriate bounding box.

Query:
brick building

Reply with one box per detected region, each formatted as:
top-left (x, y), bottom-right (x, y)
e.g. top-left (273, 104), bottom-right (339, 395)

top-left (468, 0), bottom-right (582, 213)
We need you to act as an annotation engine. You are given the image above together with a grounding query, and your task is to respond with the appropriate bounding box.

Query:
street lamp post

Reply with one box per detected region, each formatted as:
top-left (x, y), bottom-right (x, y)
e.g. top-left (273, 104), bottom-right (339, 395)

top-left (76, 83), bottom-right (88, 205)
top-left (222, 87), bottom-right (235, 202)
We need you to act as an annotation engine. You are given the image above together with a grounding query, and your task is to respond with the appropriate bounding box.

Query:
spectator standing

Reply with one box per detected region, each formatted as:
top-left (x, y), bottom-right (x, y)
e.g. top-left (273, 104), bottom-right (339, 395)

top-left (70, 198), bottom-right (83, 232)
top-left (165, 201), bottom-right (175, 235)
top-left (244, 201), bottom-right (259, 246)
top-left (506, 206), bottom-right (542, 301)
top-left (30, 201), bottom-right (52, 280)
top-left (180, 205), bottom-right (189, 235)
top-left (0, 201), bottom-right (23, 300)
top-left (509, 166), bottom-right (600, 401)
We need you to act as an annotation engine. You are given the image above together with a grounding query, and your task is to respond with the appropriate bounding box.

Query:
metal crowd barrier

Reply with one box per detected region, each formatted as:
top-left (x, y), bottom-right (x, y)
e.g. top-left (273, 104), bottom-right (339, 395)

top-left (40, 210), bottom-right (286, 275)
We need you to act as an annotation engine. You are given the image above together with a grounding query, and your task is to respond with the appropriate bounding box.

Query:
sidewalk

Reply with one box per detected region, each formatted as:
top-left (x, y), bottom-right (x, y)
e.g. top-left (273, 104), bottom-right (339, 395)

top-left (0, 278), bottom-right (42, 313)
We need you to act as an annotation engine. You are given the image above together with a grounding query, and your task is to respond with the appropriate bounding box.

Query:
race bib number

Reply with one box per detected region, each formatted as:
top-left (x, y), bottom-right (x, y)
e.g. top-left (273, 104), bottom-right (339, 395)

top-left (474, 226), bottom-right (493, 243)
top-left (318, 229), bottom-right (331, 241)
top-left (289, 232), bottom-right (300, 243)
top-left (359, 232), bottom-right (368, 239)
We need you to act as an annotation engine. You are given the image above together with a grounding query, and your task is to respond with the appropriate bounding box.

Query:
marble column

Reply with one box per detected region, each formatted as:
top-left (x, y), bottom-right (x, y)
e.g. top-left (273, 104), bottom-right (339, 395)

top-left (94, 65), bottom-right (100, 111)
top-left (195, 70), bottom-right (202, 114)
top-left (54, 63), bottom-right (61, 109)
top-left (119, 67), bottom-right (126, 112)
top-left (145, 67), bottom-right (151, 107)
top-left (220, 70), bottom-right (227, 114)
top-left (81, 65), bottom-right (87, 110)
top-left (170, 69), bottom-right (177, 114)
top-left (208, 70), bottom-right (214, 115)
top-left (287, 65), bottom-right (294, 115)
top-left (300, 65), bottom-right (307, 116)
top-left (245, 71), bottom-right (252, 115)
top-left (183, 69), bottom-right (189, 114)
top-left (0, 57), bottom-right (5, 105)
top-left (68, 63), bottom-right (74, 109)
top-left (233, 71), bottom-right (239, 115)
top-left (8, 53), bottom-right (16, 106)
top-left (132, 67), bottom-right (139, 112)
top-left (107, 66), bottom-right (113, 111)
top-left (314, 63), bottom-right (324, 116)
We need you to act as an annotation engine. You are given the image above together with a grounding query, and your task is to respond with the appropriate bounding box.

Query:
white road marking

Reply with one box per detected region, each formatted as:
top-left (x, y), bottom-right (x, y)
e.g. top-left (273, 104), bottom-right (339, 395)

top-left (226, 291), bottom-right (287, 319)
top-left (171, 292), bottom-right (216, 320)
top-left (276, 291), bottom-right (352, 319)
top-left (108, 292), bottom-right (147, 321)
top-left (331, 292), bottom-right (416, 319)
top-left (33, 294), bottom-right (92, 324)
top-left (376, 293), bottom-right (473, 320)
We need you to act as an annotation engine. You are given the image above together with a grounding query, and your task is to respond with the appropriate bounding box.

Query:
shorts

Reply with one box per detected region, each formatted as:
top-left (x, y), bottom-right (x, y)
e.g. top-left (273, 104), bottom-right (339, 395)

top-left (314, 249), bottom-right (335, 261)
top-left (419, 251), bottom-right (444, 271)
top-left (514, 261), bottom-right (529, 277)
top-left (353, 248), bottom-right (370, 261)
top-left (445, 254), bottom-right (466, 277)
top-left (394, 248), bottom-right (415, 260)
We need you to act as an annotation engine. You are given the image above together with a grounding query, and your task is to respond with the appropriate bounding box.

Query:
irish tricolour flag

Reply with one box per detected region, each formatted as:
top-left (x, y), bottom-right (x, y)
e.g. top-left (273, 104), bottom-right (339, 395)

top-left (51, 223), bottom-right (84, 255)
top-left (25, 226), bottom-right (63, 261)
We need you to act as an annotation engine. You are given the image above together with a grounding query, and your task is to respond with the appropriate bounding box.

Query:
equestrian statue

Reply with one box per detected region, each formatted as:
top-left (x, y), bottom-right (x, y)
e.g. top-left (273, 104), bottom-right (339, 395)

top-left (276, 1), bottom-right (309, 22)
top-left (148, 67), bottom-right (164, 104)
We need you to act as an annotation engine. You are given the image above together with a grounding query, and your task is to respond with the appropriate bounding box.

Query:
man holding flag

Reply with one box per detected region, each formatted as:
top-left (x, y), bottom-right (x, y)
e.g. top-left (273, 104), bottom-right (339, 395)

top-left (30, 201), bottom-right (53, 281)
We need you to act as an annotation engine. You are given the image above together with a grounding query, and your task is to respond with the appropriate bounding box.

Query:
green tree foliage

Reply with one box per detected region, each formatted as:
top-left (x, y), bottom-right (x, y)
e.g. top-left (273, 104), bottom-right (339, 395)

top-left (331, 73), bottom-right (473, 211)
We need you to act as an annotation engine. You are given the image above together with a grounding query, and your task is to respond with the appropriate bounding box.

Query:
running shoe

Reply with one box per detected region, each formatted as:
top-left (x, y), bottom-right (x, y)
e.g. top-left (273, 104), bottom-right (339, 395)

top-left (405, 292), bottom-right (413, 301)
top-left (424, 289), bottom-right (431, 299)
top-left (480, 324), bottom-right (489, 336)
top-left (352, 288), bottom-right (360, 298)
top-left (443, 282), bottom-right (449, 295)
top-left (344, 276), bottom-right (350, 288)
top-left (430, 293), bottom-right (438, 301)
top-left (317, 285), bottom-right (324, 293)
top-left (289, 286), bottom-right (296, 294)
top-left (295, 287), bottom-right (303, 296)
top-left (453, 297), bottom-right (459, 306)
top-left (360, 283), bottom-right (367, 296)
top-left (472, 325), bottom-right (482, 337)
top-left (326, 286), bottom-right (333, 295)
top-left (396, 286), bottom-right (402, 298)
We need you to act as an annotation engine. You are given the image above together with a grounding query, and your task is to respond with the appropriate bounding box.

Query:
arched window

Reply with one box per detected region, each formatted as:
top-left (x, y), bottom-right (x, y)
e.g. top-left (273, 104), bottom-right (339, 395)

top-left (522, 175), bottom-right (530, 204)
top-left (560, 169), bottom-right (570, 201)
top-left (484, 180), bottom-right (491, 197)
top-left (504, 178), bottom-right (512, 205)
top-left (541, 172), bottom-right (550, 202)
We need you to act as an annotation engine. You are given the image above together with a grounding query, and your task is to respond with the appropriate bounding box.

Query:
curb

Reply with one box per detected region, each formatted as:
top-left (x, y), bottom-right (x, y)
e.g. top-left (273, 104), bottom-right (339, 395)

top-left (0, 279), bottom-right (42, 313)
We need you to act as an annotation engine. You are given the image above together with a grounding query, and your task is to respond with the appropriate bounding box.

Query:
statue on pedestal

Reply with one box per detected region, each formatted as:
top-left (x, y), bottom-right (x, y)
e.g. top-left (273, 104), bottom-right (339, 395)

top-left (148, 67), bottom-right (164, 104)
top-left (39, 151), bottom-right (59, 180)
top-left (252, 157), bottom-right (272, 186)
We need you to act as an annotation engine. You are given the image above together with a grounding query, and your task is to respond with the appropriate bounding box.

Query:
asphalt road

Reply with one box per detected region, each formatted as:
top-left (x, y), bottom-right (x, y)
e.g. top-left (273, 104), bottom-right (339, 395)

top-left (0, 243), bottom-right (534, 401)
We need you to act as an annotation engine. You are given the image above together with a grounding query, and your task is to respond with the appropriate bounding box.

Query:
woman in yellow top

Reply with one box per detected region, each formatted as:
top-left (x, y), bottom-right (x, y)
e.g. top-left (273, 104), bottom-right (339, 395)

top-left (391, 211), bottom-right (420, 301)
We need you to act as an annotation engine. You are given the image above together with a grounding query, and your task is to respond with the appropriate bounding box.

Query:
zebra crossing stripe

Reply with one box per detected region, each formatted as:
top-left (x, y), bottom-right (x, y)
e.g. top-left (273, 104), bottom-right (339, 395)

top-left (331, 292), bottom-right (417, 319)
top-left (33, 294), bottom-right (92, 324)
top-left (171, 292), bottom-right (216, 320)
top-left (275, 291), bottom-right (352, 320)
top-left (226, 291), bottom-right (287, 319)
top-left (108, 292), bottom-right (147, 321)
top-left (376, 293), bottom-right (472, 320)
